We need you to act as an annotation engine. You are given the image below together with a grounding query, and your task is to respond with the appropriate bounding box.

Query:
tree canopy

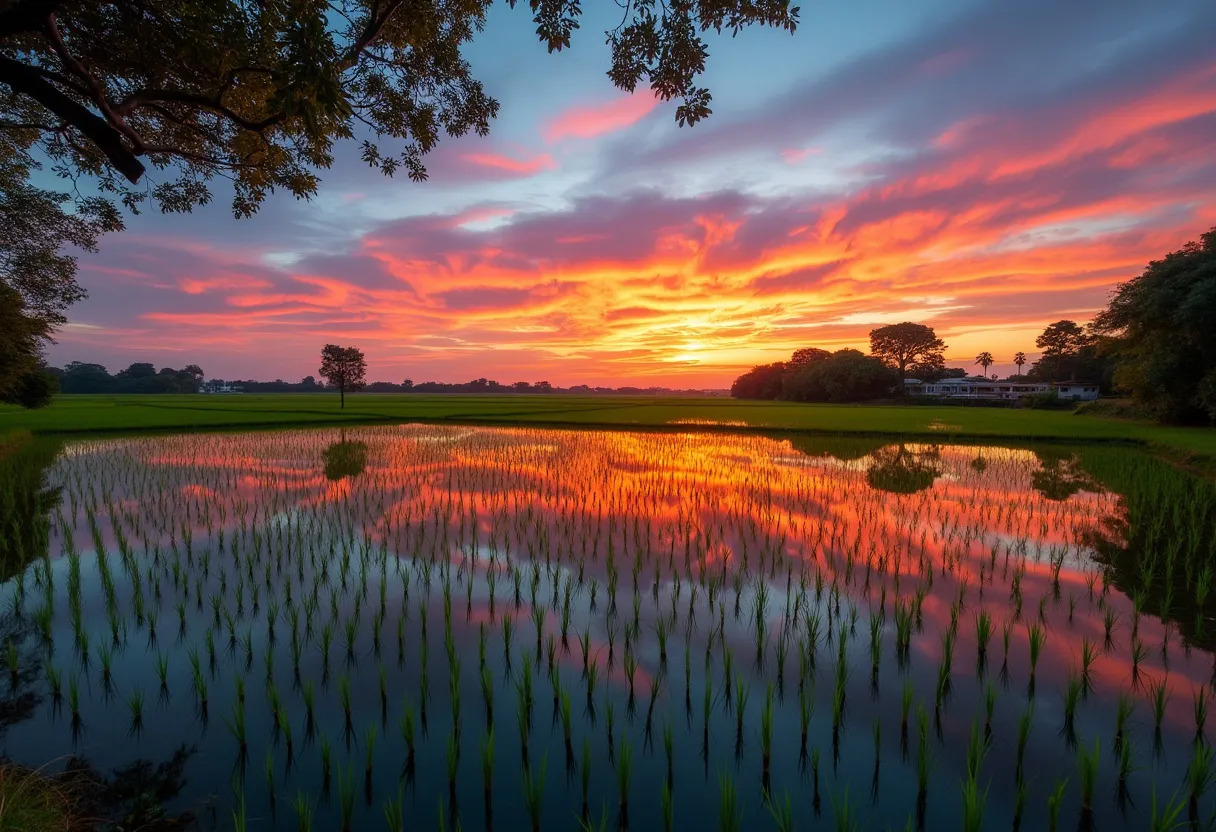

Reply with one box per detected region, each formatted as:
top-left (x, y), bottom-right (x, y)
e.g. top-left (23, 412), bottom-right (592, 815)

top-left (1025, 319), bottom-right (1111, 389)
top-left (781, 349), bottom-right (896, 403)
top-left (0, 0), bottom-right (798, 215)
top-left (1035, 320), bottom-right (1090, 357)
top-left (868, 322), bottom-right (946, 383)
top-left (1091, 226), bottom-right (1216, 424)
top-left (318, 343), bottom-right (366, 408)
top-left (730, 346), bottom-right (899, 403)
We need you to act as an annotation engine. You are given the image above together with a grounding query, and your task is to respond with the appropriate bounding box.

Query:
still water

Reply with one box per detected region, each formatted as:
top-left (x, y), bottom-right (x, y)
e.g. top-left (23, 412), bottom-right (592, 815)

top-left (1, 425), bottom-right (1213, 830)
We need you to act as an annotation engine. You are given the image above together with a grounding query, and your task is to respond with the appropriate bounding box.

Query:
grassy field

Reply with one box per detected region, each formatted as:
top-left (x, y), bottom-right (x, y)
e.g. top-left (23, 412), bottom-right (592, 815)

top-left (2, 393), bottom-right (1214, 460)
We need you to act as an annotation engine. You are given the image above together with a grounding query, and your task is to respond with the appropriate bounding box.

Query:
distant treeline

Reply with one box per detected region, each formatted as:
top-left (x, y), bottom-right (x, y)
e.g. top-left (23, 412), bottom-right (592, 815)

top-left (49, 363), bottom-right (723, 397)
top-left (224, 377), bottom-right (724, 395)
top-left (51, 362), bottom-right (205, 394)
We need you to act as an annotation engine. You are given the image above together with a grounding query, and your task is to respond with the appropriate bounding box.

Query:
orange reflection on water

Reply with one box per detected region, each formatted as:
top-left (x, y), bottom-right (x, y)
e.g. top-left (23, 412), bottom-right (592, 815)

top-left (53, 426), bottom-right (1208, 729)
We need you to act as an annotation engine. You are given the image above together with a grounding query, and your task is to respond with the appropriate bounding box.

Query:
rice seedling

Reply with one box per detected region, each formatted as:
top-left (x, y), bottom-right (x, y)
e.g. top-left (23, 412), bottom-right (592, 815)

top-left (264, 749), bottom-right (277, 816)
top-left (225, 698), bottom-right (248, 762)
top-left (1063, 672), bottom-right (1082, 742)
top-left (1079, 638), bottom-right (1098, 695)
top-left (1026, 623), bottom-right (1046, 690)
top-left (294, 791), bottom-right (314, 832)
top-left (1148, 787), bottom-right (1188, 832)
top-left (960, 774), bottom-right (987, 832)
top-left (1047, 778), bottom-right (1068, 832)
top-left (830, 785), bottom-right (859, 832)
top-left (383, 787), bottom-right (404, 832)
top-left (1077, 738), bottom-right (1100, 821)
top-left (660, 779), bottom-right (674, 832)
top-left (364, 725), bottom-right (378, 799)
top-left (127, 688), bottom-right (144, 735)
top-left (615, 739), bottom-right (632, 826)
top-left (1195, 686), bottom-right (1208, 744)
top-left (522, 753), bottom-right (547, 832)
top-left (1187, 743), bottom-right (1214, 822)
top-left (337, 764), bottom-right (356, 832)
top-left (1115, 691), bottom-right (1134, 751)
top-left (974, 610), bottom-right (992, 669)
top-left (718, 770), bottom-right (741, 832)
top-left (320, 734), bottom-right (333, 793)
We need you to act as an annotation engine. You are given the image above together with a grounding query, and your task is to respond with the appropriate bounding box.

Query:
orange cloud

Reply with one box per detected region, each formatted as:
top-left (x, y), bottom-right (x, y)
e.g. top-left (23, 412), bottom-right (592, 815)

top-left (543, 90), bottom-right (659, 143)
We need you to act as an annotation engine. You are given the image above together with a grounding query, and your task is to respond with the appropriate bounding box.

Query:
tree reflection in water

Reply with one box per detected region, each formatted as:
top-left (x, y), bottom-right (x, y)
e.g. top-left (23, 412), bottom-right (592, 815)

top-left (322, 432), bottom-right (369, 481)
top-left (865, 444), bottom-right (942, 495)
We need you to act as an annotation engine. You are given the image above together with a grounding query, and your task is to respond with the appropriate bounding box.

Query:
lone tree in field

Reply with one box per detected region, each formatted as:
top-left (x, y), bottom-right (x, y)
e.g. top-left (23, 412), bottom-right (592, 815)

top-left (1013, 352), bottom-right (1027, 375)
top-left (974, 351), bottom-right (994, 376)
top-left (0, 0), bottom-right (800, 408)
top-left (319, 345), bottom-right (366, 409)
top-left (868, 323), bottom-right (947, 389)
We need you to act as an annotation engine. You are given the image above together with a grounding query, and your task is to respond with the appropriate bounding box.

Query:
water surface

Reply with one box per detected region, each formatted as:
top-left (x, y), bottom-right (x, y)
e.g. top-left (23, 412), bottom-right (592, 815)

top-left (1, 425), bottom-right (1213, 830)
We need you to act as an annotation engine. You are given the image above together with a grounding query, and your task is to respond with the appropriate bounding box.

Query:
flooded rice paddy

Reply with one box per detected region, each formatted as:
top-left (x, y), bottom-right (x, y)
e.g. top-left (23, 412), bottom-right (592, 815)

top-left (1, 425), bottom-right (1215, 830)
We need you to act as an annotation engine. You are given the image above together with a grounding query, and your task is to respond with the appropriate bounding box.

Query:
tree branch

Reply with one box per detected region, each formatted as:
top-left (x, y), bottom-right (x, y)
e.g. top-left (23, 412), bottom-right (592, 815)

top-left (0, 55), bottom-right (145, 182)
top-left (118, 88), bottom-right (284, 133)
top-left (342, 0), bottom-right (408, 68)
top-left (44, 13), bottom-right (147, 153)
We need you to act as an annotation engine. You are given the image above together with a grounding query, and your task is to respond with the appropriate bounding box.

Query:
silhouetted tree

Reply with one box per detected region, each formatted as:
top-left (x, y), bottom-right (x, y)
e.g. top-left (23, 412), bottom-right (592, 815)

top-left (1091, 226), bottom-right (1216, 424)
top-left (868, 323), bottom-right (946, 388)
top-left (1035, 320), bottom-right (1090, 357)
top-left (787, 347), bottom-right (832, 369)
top-left (781, 349), bottom-right (897, 402)
top-left (0, 283), bottom-right (56, 408)
top-left (974, 351), bottom-right (994, 375)
top-left (318, 344), bottom-right (367, 409)
top-left (1027, 320), bottom-right (1111, 387)
top-left (730, 362), bottom-right (786, 400)
top-left (1013, 352), bottom-right (1027, 374)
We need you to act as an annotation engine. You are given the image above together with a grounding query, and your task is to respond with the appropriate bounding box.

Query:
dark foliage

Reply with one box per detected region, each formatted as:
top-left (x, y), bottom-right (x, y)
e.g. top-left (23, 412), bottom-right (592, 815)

top-left (51, 361), bottom-right (204, 393)
top-left (1091, 226), bottom-right (1216, 424)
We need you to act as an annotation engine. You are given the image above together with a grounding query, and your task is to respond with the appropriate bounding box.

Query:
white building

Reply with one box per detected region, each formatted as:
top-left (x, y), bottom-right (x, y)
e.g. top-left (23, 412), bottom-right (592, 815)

top-left (904, 377), bottom-right (1099, 401)
top-left (200, 381), bottom-right (243, 394)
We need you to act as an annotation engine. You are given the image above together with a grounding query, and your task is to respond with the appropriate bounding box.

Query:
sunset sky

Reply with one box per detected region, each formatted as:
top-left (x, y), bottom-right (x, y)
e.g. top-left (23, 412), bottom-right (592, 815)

top-left (47, 0), bottom-right (1216, 387)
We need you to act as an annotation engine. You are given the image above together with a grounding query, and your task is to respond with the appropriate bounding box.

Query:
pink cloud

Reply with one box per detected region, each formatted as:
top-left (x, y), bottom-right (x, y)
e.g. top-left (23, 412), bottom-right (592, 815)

top-left (179, 275), bottom-right (273, 295)
top-left (460, 151), bottom-right (556, 175)
top-left (780, 146), bottom-right (823, 164)
top-left (543, 90), bottom-right (659, 143)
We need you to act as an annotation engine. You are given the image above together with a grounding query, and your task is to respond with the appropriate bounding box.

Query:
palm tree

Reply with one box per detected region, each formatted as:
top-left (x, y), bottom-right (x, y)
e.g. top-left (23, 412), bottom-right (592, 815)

top-left (974, 351), bottom-right (994, 376)
top-left (1013, 352), bottom-right (1027, 376)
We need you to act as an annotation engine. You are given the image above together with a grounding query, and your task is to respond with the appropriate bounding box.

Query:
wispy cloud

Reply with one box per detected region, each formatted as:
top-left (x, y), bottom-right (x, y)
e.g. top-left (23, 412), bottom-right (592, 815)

top-left (543, 90), bottom-right (659, 143)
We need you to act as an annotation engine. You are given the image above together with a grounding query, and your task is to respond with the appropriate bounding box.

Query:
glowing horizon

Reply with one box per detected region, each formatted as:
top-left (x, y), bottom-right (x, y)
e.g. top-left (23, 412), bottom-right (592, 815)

top-left (47, 0), bottom-right (1216, 387)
